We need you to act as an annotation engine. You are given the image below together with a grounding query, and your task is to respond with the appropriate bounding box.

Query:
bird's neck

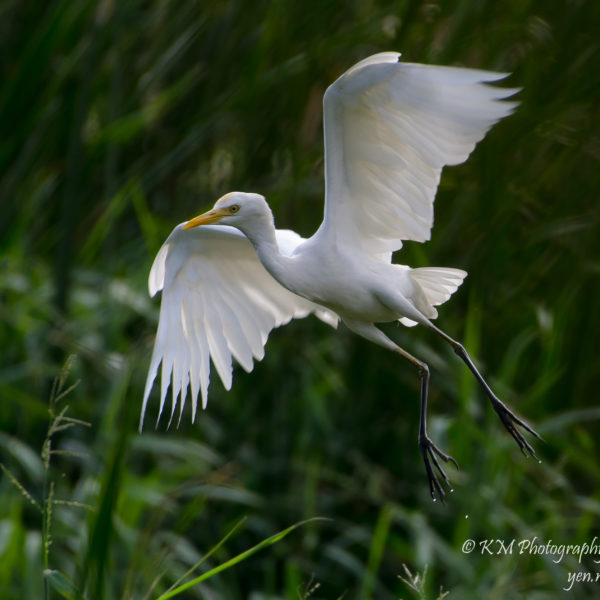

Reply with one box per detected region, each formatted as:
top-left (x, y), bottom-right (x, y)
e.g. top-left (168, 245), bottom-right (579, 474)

top-left (238, 216), bottom-right (295, 288)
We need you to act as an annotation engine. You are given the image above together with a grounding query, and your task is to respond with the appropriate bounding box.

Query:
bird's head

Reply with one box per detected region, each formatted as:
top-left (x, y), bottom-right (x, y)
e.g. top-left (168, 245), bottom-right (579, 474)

top-left (182, 192), bottom-right (271, 231)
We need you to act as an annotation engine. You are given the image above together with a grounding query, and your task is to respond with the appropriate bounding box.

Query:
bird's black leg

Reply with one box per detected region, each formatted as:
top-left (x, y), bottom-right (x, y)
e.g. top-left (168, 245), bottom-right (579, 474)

top-left (429, 324), bottom-right (542, 458)
top-left (340, 319), bottom-right (459, 501)
top-left (417, 363), bottom-right (459, 502)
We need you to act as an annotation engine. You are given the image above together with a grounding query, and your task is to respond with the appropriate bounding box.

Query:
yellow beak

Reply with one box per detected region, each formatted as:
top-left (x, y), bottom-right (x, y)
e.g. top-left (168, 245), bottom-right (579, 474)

top-left (182, 208), bottom-right (226, 230)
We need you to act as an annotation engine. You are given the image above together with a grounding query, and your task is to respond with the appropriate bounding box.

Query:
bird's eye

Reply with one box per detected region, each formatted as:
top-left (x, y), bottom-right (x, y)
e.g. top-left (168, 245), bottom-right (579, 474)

top-left (230, 205), bottom-right (240, 213)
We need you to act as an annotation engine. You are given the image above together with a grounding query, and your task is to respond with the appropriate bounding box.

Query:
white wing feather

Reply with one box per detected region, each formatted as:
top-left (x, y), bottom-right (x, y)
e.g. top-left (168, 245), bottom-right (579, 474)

top-left (141, 224), bottom-right (338, 430)
top-left (319, 52), bottom-right (519, 257)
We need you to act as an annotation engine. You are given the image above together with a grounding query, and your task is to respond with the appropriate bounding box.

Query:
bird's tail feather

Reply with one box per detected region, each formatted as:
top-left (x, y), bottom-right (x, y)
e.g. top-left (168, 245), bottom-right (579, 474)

top-left (399, 267), bottom-right (467, 327)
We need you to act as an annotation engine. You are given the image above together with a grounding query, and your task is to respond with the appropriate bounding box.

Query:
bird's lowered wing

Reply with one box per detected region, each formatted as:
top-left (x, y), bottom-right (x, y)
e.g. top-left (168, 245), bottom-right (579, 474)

top-left (319, 52), bottom-right (519, 258)
top-left (141, 224), bottom-right (338, 429)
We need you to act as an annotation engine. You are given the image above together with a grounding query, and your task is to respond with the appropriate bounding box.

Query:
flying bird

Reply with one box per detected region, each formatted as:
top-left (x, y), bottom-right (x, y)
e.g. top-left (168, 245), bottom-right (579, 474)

top-left (142, 52), bottom-right (540, 501)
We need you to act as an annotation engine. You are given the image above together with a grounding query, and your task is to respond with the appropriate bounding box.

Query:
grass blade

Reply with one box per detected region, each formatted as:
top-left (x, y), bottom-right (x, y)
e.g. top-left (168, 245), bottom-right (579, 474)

top-left (156, 517), bottom-right (329, 599)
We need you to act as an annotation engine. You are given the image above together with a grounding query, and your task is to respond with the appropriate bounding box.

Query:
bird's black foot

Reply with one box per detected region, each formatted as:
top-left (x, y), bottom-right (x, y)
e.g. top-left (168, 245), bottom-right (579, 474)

top-left (448, 340), bottom-right (542, 461)
top-left (490, 396), bottom-right (542, 460)
top-left (419, 434), bottom-right (459, 502)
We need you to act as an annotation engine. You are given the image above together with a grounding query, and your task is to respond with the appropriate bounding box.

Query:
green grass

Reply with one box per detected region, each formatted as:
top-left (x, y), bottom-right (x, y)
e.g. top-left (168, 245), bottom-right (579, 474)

top-left (2, 0), bottom-right (600, 598)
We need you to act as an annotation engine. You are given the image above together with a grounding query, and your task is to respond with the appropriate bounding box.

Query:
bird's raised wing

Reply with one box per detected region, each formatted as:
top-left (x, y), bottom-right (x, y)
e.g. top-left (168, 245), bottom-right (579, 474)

top-left (319, 52), bottom-right (519, 257)
top-left (141, 224), bottom-right (338, 430)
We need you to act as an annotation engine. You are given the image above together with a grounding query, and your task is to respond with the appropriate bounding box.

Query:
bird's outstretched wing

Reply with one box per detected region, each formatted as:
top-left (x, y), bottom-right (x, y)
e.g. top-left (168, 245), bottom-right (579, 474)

top-left (141, 224), bottom-right (338, 429)
top-left (318, 52), bottom-right (519, 257)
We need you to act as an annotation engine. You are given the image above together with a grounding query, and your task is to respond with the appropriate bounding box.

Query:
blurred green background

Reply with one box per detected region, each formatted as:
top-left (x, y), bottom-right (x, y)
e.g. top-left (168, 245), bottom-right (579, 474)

top-left (1, 0), bottom-right (599, 598)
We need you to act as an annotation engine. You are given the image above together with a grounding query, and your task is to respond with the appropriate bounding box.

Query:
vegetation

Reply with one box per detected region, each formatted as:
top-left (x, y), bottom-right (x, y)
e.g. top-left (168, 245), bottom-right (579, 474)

top-left (1, 0), bottom-right (599, 598)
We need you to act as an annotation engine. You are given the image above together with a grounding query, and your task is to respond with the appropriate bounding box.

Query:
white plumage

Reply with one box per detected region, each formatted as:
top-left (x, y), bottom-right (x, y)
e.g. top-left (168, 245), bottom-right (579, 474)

top-left (319, 52), bottom-right (518, 255)
top-left (142, 224), bottom-right (337, 426)
top-left (142, 52), bottom-right (539, 500)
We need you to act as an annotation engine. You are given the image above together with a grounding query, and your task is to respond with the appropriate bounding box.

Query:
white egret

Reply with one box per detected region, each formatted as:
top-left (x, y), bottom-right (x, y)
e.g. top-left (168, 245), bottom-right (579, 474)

top-left (142, 52), bottom-right (540, 500)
